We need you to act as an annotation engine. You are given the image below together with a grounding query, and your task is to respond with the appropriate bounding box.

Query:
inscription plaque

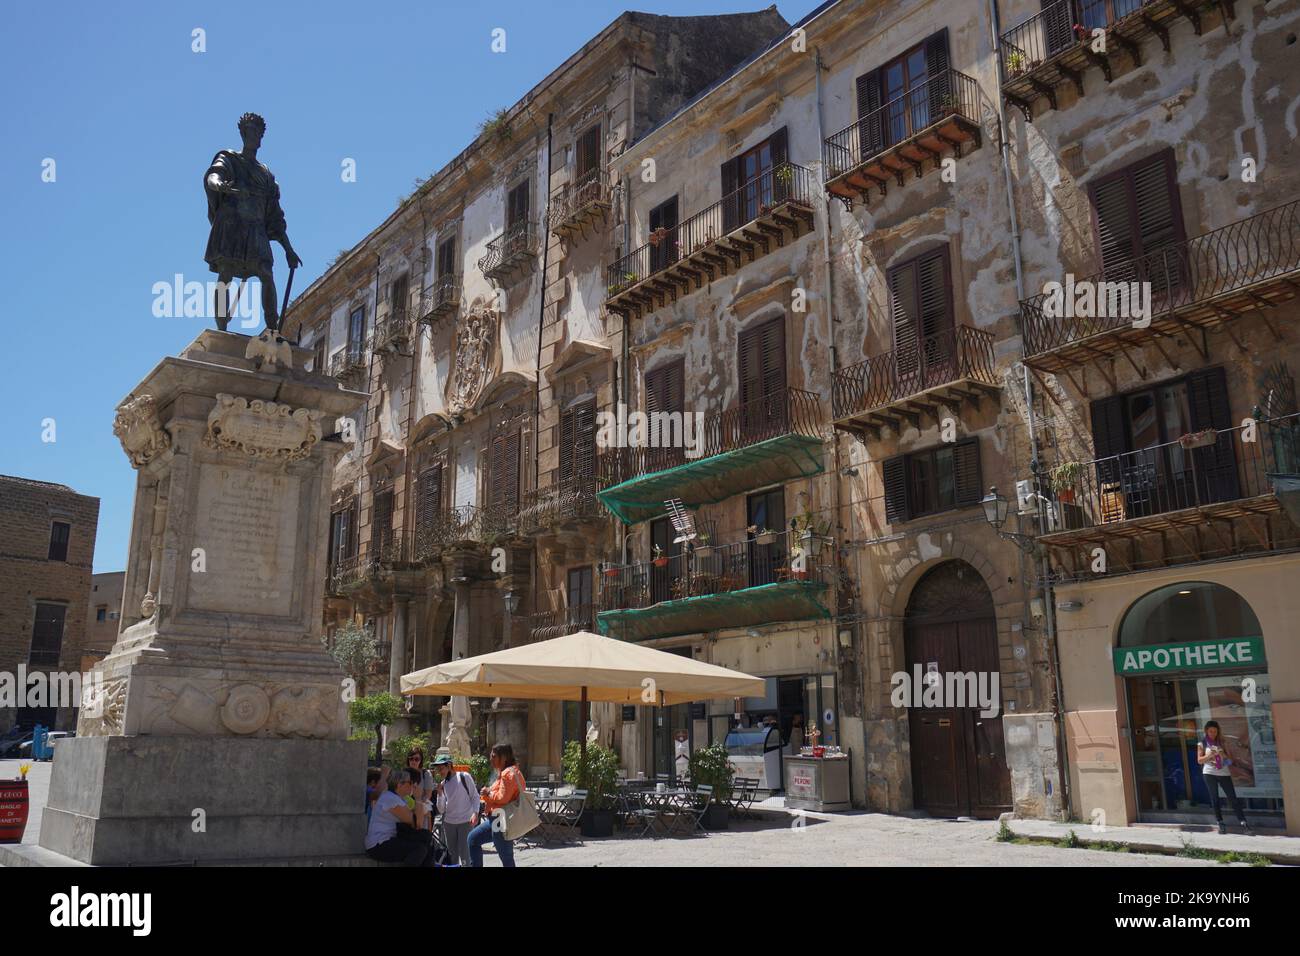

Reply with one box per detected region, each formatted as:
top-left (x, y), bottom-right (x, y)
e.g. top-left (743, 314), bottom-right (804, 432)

top-left (188, 464), bottom-right (301, 616)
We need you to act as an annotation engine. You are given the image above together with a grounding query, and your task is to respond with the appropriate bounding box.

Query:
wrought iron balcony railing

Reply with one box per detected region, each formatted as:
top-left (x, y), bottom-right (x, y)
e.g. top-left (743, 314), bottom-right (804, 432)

top-left (832, 325), bottom-right (998, 427)
top-left (1040, 413), bottom-right (1300, 540)
top-left (599, 528), bottom-right (830, 613)
top-left (1021, 199), bottom-right (1300, 370)
top-left (549, 170), bottom-right (611, 239)
top-left (478, 221), bottom-right (540, 282)
top-left (529, 603), bottom-right (596, 641)
top-left (518, 480), bottom-right (602, 534)
top-left (998, 0), bottom-right (1230, 120)
top-left (327, 553), bottom-right (375, 594)
top-left (597, 386), bottom-right (823, 487)
top-left (605, 162), bottom-right (816, 318)
top-left (823, 69), bottom-right (982, 206)
top-left (412, 503), bottom-right (520, 561)
top-left (328, 344), bottom-right (368, 383)
top-left (373, 311), bottom-right (412, 355)
top-left (418, 275), bottom-right (460, 324)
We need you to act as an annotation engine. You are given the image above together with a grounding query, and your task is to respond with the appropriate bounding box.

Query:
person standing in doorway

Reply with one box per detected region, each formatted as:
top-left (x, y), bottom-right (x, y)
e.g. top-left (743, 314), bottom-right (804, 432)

top-left (1197, 720), bottom-right (1254, 835)
top-left (434, 752), bottom-right (477, 866)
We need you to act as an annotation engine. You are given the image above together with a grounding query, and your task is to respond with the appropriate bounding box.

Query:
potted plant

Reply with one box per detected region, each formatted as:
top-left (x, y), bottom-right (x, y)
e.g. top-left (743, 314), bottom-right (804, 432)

top-left (1050, 460), bottom-right (1084, 504)
top-left (652, 544), bottom-right (669, 568)
top-left (649, 227), bottom-right (671, 245)
top-left (687, 744), bottom-right (735, 830)
top-left (1007, 50), bottom-right (1027, 77)
top-left (1178, 428), bottom-right (1219, 450)
top-left (775, 164), bottom-right (794, 186)
top-left (751, 525), bottom-right (777, 546)
top-left (562, 740), bottom-right (621, 837)
top-left (692, 532), bottom-right (712, 557)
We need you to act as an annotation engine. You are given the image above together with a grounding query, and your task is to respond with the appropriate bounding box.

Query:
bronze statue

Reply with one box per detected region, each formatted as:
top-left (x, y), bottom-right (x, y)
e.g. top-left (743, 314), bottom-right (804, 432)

top-left (204, 112), bottom-right (302, 332)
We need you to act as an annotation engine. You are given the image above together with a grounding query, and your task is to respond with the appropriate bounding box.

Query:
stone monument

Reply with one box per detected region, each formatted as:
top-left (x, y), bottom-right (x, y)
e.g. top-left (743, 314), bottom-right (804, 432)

top-left (38, 331), bottom-right (369, 865)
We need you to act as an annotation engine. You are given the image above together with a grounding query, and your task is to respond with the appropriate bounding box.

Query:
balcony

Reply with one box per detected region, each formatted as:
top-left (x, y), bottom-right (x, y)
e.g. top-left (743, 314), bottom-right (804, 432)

top-left (824, 69), bottom-right (982, 209)
top-left (604, 162), bottom-right (816, 320)
top-left (518, 480), bottom-right (602, 535)
top-left (328, 345), bottom-right (367, 388)
top-left (998, 0), bottom-right (1233, 122)
top-left (327, 553), bottom-right (377, 595)
top-left (596, 528), bottom-right (832, 642)
top-left (529, 603), bottom-right (596, 641)
top-left (478, 221), bottom-right (540, 284)
top-left (549, 170), bottom-right (611, 241)
top-left (832, 325), bottom-right (1000, 440)
top-left (596, 387), bottom-right (824, 525)
top-left (1021, 200), bottom-right (1300, 376)
top-left (373, 310), bottom-right (412, 357)
top-left (412, 504), bottom-right (520, 562)
top-left (417, 275), bottom-right (460, 325)
top-left (1037, 414), bottom-right (1300, 578)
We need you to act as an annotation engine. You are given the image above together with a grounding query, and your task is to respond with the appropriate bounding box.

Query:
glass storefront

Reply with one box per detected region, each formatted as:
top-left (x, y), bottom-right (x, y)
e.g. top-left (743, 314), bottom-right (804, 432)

top-left (1118, 582), bottom-right (1283, 820)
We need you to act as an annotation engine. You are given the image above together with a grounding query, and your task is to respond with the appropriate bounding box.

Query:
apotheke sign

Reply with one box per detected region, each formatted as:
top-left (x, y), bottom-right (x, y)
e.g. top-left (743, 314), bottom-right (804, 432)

top-left (1113, 637), bottom-right (1265, 676)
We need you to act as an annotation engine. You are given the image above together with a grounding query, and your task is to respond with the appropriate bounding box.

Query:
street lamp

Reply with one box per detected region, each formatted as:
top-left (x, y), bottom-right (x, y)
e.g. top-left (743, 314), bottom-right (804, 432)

top-left (981, 486), bottom-right (1037, 555)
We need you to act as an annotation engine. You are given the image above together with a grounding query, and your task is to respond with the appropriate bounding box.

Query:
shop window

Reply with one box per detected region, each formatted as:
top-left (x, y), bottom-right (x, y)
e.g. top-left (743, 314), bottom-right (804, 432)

top-left (1119, 582), bottom-right (1260, 647)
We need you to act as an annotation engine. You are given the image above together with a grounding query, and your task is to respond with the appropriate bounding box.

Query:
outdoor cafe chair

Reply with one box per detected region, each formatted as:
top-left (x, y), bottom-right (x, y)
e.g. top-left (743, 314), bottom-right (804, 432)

top-left (672, 784), bottom-right (712, 835)
top-left (553, 789), bottom-right (586, 843)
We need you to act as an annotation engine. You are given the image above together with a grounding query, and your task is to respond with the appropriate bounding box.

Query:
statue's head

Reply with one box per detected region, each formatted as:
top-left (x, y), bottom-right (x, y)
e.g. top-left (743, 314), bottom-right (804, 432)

top-left (237, 112), bottom-right (267, 149)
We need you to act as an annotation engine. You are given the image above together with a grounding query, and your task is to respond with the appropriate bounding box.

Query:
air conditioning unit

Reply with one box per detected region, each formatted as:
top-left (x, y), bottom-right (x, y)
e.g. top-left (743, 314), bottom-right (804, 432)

top-left (1015, 478), bottom-right (1040, 515)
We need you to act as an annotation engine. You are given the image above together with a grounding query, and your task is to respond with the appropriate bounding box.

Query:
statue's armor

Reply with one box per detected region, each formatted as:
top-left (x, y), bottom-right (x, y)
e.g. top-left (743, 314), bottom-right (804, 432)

top-left (204, 149), bottom-right (287, 279)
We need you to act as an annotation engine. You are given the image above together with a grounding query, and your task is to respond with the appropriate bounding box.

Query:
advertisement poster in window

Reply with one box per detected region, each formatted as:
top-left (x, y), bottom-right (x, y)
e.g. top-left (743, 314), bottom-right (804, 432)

top-left (1196, 675), bottom-right (1280, 799)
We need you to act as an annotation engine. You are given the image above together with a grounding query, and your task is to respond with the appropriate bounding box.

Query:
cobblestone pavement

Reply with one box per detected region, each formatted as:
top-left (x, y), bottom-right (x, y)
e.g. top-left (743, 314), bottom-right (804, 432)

top-left (506, 812), bottom-right (1230, 867)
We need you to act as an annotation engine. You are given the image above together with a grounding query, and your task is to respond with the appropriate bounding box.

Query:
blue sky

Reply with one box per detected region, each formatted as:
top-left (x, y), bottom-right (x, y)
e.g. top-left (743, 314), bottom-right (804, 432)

top-left (0, 0), bottom-right (815, 572)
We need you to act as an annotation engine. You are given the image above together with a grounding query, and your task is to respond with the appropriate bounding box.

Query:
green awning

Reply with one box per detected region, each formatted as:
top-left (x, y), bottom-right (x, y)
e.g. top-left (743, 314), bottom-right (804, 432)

top-left (597, 579), bottom-right (830, 642)
top-left (597, 432), bottom-right (825, 525)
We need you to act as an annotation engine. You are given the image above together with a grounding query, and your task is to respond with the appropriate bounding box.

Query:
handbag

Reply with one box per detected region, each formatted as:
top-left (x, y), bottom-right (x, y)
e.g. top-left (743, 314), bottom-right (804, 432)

top-left (497, 768), bottom-right (541, 840)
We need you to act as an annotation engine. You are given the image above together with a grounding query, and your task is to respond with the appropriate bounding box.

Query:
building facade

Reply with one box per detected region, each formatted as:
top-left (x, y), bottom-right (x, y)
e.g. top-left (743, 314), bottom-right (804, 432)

top-left (287, 0), bottom-right (1300, 829)
top-left (0, 475), bottom-right (100, 734)
top-left (84, 570), bottom-right (125, 670)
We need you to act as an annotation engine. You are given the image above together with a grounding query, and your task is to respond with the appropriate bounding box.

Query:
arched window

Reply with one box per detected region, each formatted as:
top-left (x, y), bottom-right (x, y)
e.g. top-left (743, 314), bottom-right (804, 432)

top-left (1119, 582), bottom-right (1260, 647)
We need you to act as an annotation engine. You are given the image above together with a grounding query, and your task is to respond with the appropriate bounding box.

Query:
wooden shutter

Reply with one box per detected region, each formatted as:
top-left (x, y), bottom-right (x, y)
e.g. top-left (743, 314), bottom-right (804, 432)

top-left (559, 398), bottom-right (597, 490)
top-left (856, 67), bottom-right (884, 159)
top-left (953, 438), bottom-right (983, 506)
top-left (1042, 0), bottom-right (1075, 56)
top-left (415, 466), bottom-right (442, 537)
top-left (576, 125), bottom-right (600, 180)
top-left (738, 317), bottom-right (786, 406)
top-left (924, 29), bottom-right (951, 117)
top-left (721, 156), bottom-right (743, 232)
top-left (645, 359), bottom-right (685, 416)
top-left (918, 248), bottom-right (952, 380)
top-left (1090, 149), bottom-right (1185, 274)
top-left (649, 197), bottom-right (679, 271)
top-left (1186, 366), bottom-right (1240, 503)
top-left (372, 489), bottom-right (394, 556)
top-left (1090, 395), bottom-right (1127, 486)
top-left (769, 127), bottom-right (790, 201)
top-left (507, 182), bottom-right (529, 229)
top-left (492, 430), bottom-right (521, 516)
top-left (883, 455), bottom-right (911, 523)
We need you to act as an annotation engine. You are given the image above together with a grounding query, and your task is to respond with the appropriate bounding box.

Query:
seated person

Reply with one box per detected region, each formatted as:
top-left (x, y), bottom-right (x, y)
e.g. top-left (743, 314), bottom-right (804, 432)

top-left (365, 767), bottom-right (435, 866)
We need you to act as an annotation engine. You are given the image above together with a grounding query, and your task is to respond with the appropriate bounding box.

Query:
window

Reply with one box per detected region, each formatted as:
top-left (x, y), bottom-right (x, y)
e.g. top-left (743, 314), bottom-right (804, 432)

top-left (567, 566), bottom-right (593, 609)
top-left (329, 504), bottom-right (357, 566)
top-left (575, 124), bottom-right (601, 182)
top-left (856, 31), bottom-right (950, 158)
top-left (388, 273), bottom-right (410, 321)
top-left (490, 430), bottom-right (521, 519)
top-left (312, 336), bottom-right (326, 373)
top-left (48, 522), bottom-right (70, 562)
top-left (436, 236), bottom-right (456, 279)
top-left (414, 465), bottom-right (442, 555)
top-left (649, 517), bottom-right (682, 604)
top-left (747, 488), bottom-right (786, 587)
top-left (643, 359), bottom-right (685, 470)
top-left (1089, 149), bottom-right (1185, 278)
top-left (96, 606), bottom-right (107, 622)
top-left (737, 317), bottom-right (787, 438)
top-left (883, 438), bottom-right (982, 522)
top-left (648, 196), bottom-right (679, 272)
top-left (558, 398), bottom-right (597, 492)
top-left (507, 181), bottom-right (529, 231)
top-left (888, 246), bottom-right (954, 392)
top-left (721, 127), bottom-right (788, 231)
top-left (372, 488), bottom-right (395, 558)
top-left (347, 305), bottom-right (366, 356)
top-left (1090, 367), bottom-right (1239, 513)
top-left (29, 603), bottom-right (67, 666)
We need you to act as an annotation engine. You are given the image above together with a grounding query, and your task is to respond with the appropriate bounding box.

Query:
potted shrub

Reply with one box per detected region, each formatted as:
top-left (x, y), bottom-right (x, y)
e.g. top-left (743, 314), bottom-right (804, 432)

top-left (652, 544), bottom-right (669, 568)
top-left (1050, 460), bottom-right (1084, 504)
top-left (1007, 50), bottom-right (1027, 77)
top-left (601, 561), bottom-right (620, 580)
top-left (687, 744), bottom-right (735, 830)
top-left (562, 740), bottom-right (621, 837)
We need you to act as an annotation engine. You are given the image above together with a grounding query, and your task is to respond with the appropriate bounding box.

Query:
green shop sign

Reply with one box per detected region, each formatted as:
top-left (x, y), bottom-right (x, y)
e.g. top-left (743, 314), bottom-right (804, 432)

top-left (1113, 637), bottom-right (1265, 676)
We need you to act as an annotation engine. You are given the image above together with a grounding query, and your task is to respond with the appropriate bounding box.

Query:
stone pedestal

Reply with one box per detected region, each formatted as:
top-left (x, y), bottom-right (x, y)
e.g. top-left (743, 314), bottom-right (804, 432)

top-left (39, 331), bottom-right (370, 865)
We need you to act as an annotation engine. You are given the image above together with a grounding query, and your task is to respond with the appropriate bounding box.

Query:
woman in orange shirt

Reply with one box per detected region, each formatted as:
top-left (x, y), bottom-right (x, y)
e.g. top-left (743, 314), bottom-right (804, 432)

top-left (468, 743), bottom-right (525, 867)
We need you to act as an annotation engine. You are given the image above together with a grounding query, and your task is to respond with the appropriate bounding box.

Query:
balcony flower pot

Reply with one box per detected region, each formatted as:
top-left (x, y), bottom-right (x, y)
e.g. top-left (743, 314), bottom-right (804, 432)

top-left (798, 531), bottom-right (826, 555)
top-left (755, 530), bottom-right (777, 546)
top-left (653, 557), bottom-right (669, 568)
top-left (602, 567), bottom-right (620, 579)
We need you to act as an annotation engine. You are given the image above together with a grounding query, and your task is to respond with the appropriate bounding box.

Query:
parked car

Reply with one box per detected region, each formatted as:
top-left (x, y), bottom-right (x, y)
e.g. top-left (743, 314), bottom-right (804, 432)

top-left (16, 730), bottom-right (74, 759)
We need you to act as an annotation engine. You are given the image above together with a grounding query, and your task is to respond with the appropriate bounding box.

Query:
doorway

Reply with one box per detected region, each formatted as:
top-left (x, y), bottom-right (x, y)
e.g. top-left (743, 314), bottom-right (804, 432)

top-left (904, 560), bottom-right (1010, 818)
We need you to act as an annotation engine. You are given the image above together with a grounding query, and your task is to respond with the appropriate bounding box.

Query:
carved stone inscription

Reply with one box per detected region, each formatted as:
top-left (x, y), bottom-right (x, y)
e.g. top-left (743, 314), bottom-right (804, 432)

top-left (188, 464), bottom-right (300, 616)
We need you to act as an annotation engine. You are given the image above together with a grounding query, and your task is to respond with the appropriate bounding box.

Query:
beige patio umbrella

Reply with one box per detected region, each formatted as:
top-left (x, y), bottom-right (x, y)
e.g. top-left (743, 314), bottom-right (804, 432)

top-left (401, 629), bottom-right (765, 764)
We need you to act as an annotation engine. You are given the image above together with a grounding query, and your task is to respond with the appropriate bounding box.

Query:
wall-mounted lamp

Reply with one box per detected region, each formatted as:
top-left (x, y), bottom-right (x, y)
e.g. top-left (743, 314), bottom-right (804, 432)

top-left (981, 486), bottom-right (1038, 556)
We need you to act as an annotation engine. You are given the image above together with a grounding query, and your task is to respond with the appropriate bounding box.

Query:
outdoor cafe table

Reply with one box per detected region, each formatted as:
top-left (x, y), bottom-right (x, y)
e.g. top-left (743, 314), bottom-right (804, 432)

top-left (528, 792), bottom-right (585, 844)
top-left (632, 788), bottom-right (697, 836)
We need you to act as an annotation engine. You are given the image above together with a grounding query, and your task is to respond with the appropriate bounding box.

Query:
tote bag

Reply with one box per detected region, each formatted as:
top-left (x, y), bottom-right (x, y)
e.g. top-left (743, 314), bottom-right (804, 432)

top-left (497, 767), bottom-right (540, 840)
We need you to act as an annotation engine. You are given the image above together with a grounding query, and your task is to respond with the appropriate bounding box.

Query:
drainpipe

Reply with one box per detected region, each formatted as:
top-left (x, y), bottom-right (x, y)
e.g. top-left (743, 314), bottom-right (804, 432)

top-left (986, 0), bottom-right (1071, 821)
top-left (814, 45), bottom-right (859, 803)
top-left (532, 112), bottom-right (553, 655)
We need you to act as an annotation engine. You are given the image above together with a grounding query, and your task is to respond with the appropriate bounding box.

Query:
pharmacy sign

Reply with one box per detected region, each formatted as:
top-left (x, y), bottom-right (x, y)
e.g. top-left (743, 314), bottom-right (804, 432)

top-left (1113, 637), bottom-right (1265, 676)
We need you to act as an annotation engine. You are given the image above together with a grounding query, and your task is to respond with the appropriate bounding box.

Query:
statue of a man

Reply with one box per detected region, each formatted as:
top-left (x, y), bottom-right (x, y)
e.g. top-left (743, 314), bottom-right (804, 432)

top-left (204, 112), bottom-right (302, 332)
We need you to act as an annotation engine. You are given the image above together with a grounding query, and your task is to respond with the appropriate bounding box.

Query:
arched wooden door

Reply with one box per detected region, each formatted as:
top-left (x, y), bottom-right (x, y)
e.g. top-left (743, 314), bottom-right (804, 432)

top-left (904, 560), bottom-right (1011, 818)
